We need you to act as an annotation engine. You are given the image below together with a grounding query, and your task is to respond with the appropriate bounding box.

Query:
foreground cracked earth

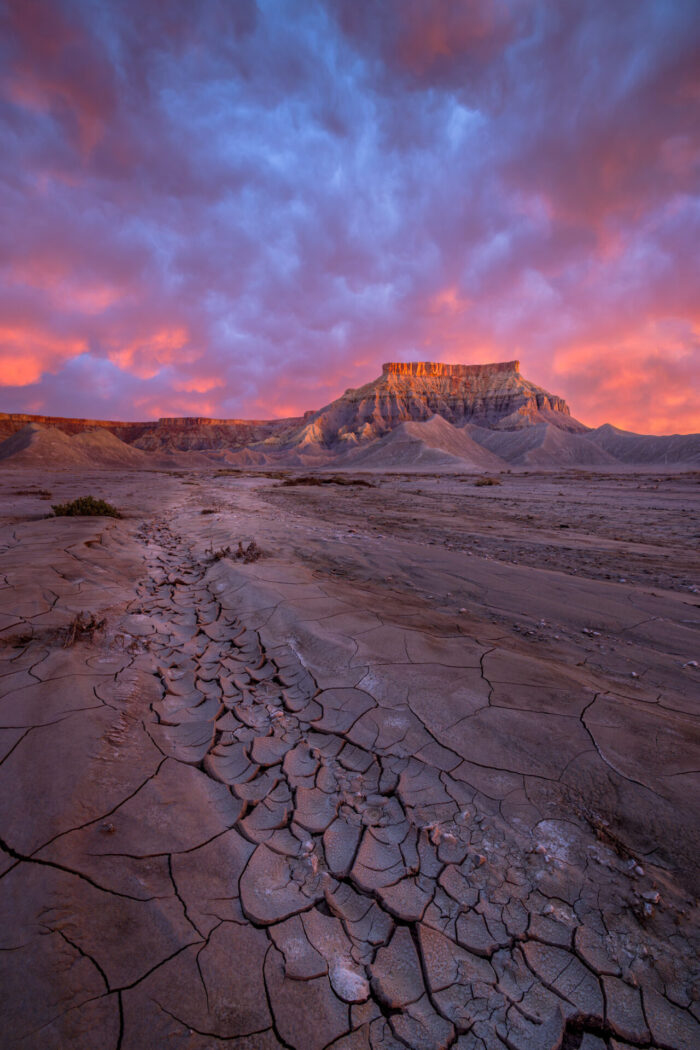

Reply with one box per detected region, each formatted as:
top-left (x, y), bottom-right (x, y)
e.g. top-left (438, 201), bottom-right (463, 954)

top-left (0, 470), bottom-right (698, 1049)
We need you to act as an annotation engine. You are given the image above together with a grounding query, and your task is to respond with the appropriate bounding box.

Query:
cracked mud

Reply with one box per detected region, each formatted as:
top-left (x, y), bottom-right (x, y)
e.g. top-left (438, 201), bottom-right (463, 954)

top-left (0, 469), bottom-right (698, 1049)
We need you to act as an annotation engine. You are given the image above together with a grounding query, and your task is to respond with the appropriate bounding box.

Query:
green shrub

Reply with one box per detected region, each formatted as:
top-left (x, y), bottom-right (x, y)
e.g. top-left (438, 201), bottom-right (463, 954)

top-left (52, 496), bottom-right (121, 518)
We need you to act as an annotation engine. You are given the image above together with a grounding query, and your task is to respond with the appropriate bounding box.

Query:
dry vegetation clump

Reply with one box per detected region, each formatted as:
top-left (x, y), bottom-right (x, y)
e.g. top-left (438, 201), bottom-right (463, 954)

top-left (207, 540), bottom-right (263, 564)
top-left (474, 476), bottom-right (502, 487)
top-left (208, 545), bottom-right (231, 562)
top-left (200, 508), bottom-right (217, 514)
top-left (235, 540), bottom-right (263, 562)
top-left (0, 630), bottom-right (35, 649)
top-left (52, 496), bottom-right (121, 517)
top-left (63, 611), bottom-right (106, 647)
top-left (281, 475), bottom-right (374, 488)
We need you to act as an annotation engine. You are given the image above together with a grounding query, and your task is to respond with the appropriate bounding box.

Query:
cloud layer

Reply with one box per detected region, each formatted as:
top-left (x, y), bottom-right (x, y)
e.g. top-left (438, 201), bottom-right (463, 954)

top-left (1, 0), bottom-right (698, 432)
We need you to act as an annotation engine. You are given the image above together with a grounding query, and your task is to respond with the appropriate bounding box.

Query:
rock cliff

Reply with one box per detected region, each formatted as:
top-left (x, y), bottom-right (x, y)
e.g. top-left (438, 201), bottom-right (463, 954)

top-left (287, 360), bottom-right (581, 451)
top-left (0, 361), bottom-right (578, 455)
top-left (0, 412), bottom-right (302, 452)
top-left (131, 417), bottom-right (302, 453)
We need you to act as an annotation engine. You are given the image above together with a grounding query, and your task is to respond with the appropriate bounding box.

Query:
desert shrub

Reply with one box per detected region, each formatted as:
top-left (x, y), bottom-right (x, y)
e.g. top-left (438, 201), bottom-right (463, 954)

top-left (474, 477), bottom-right (501, 487)
top-left (52, 496), bottom-right (121, 517)
top-left (200, 508), bottom-right (217, 514)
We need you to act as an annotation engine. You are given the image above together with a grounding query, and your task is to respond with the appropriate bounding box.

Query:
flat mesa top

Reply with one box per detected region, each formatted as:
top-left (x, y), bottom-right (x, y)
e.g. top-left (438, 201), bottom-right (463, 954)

top-left (381, 360), bottom-right (520, 376)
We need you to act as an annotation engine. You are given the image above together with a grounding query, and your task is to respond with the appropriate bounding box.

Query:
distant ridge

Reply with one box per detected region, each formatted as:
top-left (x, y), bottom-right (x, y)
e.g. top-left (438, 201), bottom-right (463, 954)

top-left (0, 423), bottom-right (213, 470)
top-left (1, 361), bottom-right (698, 469)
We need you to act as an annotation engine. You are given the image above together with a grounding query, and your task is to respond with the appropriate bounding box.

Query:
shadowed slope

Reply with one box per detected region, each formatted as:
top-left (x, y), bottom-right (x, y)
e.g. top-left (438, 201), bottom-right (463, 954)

top-left (466, 422), bottom-right (620, 467)
top-left (587, 423), bottom-right (700, 465)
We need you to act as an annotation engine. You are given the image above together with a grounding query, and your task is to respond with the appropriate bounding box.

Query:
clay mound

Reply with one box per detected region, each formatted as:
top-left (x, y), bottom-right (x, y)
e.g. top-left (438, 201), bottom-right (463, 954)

top-left (466, 423), bottom-right (618, 467)
top-left (0, 424), bottom-right (147, 469)
top-left (346, 415), bottom-right (508, 471)
top-left (72, 428), bottom-right (153, 465)
top-left (587, 423), bottom-right (700, 465)
top-left (0, 424), bottom-right (121, 468)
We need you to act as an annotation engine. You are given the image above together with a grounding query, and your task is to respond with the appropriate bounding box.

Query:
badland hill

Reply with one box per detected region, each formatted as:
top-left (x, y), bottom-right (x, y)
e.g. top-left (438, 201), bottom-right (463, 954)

top-left (1, 361), bottom-right (698, 469)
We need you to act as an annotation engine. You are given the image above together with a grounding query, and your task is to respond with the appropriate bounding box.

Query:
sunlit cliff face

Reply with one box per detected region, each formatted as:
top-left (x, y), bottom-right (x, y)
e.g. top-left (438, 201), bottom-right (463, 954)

top-left (0, 0), bottom-right (698, 433)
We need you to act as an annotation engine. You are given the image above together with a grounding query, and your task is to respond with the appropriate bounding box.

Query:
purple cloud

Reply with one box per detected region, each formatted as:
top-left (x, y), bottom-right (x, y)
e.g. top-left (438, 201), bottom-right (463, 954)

top-left (0, 0), bottom-right (698, 432)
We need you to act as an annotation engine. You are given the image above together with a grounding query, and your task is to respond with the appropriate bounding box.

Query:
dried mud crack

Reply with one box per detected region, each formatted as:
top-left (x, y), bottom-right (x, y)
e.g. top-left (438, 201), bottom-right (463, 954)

top-left (1, 481), bottom-right (699, 1050)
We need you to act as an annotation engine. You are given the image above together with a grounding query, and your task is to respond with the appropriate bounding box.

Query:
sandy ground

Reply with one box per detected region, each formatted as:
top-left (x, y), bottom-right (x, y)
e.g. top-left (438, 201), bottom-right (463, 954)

top-left (0, 467), bottom-right (698, 1050)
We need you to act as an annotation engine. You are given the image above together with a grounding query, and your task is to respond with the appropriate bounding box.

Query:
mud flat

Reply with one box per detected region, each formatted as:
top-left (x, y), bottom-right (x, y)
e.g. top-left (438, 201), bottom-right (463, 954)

top-left (0, 467), bottom-right (698, 1049)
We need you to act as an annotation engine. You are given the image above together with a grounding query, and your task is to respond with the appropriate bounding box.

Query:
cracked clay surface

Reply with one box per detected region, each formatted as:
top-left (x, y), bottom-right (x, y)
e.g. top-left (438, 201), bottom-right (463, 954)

top-left (0, 468), bottom-right (698, 1049)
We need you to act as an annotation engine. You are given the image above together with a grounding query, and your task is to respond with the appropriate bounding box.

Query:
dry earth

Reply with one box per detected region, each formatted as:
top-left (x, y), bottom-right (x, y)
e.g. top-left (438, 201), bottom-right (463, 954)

top-left (0, 467), bottom-right (698, 1050)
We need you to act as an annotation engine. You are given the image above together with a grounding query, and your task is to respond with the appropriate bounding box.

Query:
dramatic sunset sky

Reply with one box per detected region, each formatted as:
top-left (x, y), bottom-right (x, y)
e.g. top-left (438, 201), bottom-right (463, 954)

top-left (0, 0), bottom-right (698, 432)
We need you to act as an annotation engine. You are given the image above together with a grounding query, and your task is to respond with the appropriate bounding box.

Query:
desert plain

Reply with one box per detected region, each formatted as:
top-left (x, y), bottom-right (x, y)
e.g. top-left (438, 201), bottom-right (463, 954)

top-left (0, 462), bottom-right (698, 1050)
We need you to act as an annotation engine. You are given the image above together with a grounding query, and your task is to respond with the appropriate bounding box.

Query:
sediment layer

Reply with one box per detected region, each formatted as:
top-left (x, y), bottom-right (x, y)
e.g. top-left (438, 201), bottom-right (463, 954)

top-left (382, 360), bottom-right (520, 377)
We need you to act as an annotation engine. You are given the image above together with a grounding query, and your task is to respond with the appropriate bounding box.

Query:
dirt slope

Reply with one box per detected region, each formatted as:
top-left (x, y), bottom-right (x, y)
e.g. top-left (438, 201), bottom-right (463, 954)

top-left (346, 415), bottom-right (508, 470)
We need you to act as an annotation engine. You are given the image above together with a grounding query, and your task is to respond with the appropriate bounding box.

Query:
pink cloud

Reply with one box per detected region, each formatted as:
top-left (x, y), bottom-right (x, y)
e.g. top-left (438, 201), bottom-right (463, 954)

top-left (0, 323), bottom-right (87, 386)
top-left (0, 0), bottom-right (697, 434)
top-left (174, 376), bottom-right (224, 395)
top-left (550, 321), bottom-right (700, 434)
top-left (107, 328), bottom-right (193, 379)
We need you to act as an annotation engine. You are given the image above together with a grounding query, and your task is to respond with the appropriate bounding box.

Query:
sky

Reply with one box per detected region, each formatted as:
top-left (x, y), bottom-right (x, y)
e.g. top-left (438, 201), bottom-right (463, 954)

top-left (0, 0), bottom-right (698, 433)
